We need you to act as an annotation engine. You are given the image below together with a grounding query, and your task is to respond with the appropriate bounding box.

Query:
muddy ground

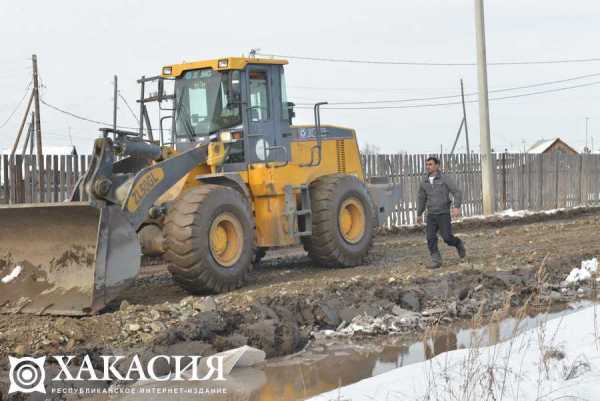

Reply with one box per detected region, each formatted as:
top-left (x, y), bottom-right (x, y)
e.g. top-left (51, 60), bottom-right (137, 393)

top-left (1, 207), bottom-right (600, 398)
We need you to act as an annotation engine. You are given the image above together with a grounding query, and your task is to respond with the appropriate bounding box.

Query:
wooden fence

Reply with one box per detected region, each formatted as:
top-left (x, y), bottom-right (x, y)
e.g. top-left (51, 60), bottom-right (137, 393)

top-left (2, 153), bottom-right (600, 228)
top-left (0, 154), bottom-right (91, 204)
top-left (363, 152), bottom-right (600, 226)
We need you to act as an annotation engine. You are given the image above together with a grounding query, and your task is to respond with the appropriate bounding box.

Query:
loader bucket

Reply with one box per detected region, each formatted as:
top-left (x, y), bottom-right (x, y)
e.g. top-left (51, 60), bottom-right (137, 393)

top-left (0, 202), bottom-right (141, 316)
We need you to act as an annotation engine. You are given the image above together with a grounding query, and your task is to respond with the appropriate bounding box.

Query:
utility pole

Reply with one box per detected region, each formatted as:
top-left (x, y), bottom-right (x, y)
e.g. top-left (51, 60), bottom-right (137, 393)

top-left (9, 91), bottom-right (34, 162)
top-left (113, 75), bottom-right (118, 132)
top-left (32, 54), bottom-right (44, 201)
top-left (474, 0), bottom-right (494, 215)
top-left (450, 79), bottom-right (472, 156)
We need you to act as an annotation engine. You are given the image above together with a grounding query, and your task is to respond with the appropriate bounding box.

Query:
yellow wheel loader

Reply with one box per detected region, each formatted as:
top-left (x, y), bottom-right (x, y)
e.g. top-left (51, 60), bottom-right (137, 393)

top-left (0, 57), bottom-right (400, 315)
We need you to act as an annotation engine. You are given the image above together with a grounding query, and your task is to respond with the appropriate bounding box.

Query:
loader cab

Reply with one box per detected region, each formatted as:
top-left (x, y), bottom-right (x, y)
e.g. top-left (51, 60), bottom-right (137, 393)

top-left (244, 64), bottom-right (293, 164)
top-left (164, 57), bottom-right (293, 170)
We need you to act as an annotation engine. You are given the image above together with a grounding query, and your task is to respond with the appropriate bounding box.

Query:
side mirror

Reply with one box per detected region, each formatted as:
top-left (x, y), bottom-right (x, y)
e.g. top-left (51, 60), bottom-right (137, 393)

top-left (287, 102), bottom-right (296, 124)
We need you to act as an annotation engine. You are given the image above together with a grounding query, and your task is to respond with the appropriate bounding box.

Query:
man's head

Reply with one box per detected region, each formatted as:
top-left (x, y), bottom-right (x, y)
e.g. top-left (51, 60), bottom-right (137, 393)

top-left (426, 156), bottom-right (440, 175)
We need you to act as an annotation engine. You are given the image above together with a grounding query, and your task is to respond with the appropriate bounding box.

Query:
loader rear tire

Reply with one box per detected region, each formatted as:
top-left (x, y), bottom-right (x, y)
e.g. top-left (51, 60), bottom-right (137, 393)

top-left (303, 174), bottom-right (375, 267)
top-left (163, 185), bottom-right (255, 294)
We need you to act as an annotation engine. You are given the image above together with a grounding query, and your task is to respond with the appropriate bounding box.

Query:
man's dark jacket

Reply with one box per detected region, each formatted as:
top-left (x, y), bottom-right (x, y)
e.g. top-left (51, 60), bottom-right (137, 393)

top-left (417, 172), bottom-right (462, 216)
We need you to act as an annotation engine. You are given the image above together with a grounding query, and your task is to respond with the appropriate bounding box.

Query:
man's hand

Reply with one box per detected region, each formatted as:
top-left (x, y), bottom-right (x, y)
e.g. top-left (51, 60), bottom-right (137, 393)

top-left (416, 215), bottom-right (423, 225)
top-left (452, 207), bottom-right (461, 219)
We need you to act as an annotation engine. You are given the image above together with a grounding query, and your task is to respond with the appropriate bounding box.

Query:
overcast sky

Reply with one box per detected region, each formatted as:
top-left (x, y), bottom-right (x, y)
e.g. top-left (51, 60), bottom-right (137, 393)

top-left (0, 0), bottom-right (599, 154)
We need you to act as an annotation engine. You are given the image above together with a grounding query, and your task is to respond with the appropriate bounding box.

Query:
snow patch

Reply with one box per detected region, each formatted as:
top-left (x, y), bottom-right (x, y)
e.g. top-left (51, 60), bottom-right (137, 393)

top-left (462, 205), bottom-right (586, 222)
top-left (1, 265), bottom-right (22, 284)
top-left (565, 257), bottom-right (598, 284)
top-left (308, 306), bottom-right (600, 401)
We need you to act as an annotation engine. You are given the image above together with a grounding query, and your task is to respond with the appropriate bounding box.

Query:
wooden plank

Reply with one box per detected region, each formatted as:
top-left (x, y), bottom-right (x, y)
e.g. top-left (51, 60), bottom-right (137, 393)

top-left (31, 156), bottom-right (38, 203)
top-left (527, 154), bottom-right (533, 209)
top-left (9, 157), bottom-right (15, 204)
top-left (410, 154), bottom-right (416, 223)
top-left (465, 153), bottom-right (472, 216)
top-left (45, 155), bottom-right (53, 203)
top-left (554, 153), bottom-right (560, 209)
top-left (59, 155), bottom-right (66, 201)
top-left (408, 154), bottom-right (414, 223)
top-left (72, 155), bottom-right (79, 200)
top-left (538, 155), bottom-right (544, 210)
top-left (468, 153), bottom-right (475, 216)
top-left (1, 155), bottom-right (8, 204)
top-left (400, 153), bottom-right (407, 225)
top-left (80, 154), bottom-right (87, 177)
top-left (16, 156), bottom-right (24, 203)
top-left (66, 155), bottom-right (73, 199)
top-left (470, 153), bottom-right (476, 215)
top-left (23, 156), bottom-right (31, 203)
top-left (478, 154), bottom-right (483, 214)
top-left (53, 155), bottom-right (59, 202)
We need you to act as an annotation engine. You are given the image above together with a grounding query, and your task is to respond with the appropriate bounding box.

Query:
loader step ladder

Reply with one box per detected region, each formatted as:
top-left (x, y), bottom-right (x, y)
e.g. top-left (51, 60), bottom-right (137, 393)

top-left (284, 185), bottom-right (312, 237)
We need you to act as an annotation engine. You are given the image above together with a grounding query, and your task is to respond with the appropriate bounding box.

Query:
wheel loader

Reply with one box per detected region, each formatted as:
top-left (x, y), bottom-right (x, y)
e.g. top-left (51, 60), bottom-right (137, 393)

top-left (0, 57), bottom-right (400, 316)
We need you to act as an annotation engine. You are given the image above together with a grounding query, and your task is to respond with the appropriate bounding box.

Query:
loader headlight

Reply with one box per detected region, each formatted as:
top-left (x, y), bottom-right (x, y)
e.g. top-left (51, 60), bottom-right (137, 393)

top-left (219, 131), bottom-right (233, 143)
top-left (162, 66), bottom-right (172, 75)
top-left (218, 130), bottom-right (242, 143)
top-left (218, 59), bottom-right (229, 68)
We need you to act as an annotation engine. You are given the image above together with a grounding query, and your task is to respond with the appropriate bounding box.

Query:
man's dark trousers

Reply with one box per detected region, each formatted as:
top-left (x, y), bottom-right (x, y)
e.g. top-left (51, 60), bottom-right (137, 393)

top-left (426, 213), bottom-right (460, 254)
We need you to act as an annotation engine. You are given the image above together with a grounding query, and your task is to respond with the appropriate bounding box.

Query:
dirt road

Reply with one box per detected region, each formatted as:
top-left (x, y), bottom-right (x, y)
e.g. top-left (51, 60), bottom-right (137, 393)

top-left (1, 207), bottom-right (599, 397)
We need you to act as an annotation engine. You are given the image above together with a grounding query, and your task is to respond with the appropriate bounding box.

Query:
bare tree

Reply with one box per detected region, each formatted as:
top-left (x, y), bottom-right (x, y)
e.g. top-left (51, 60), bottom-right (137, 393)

top-left (361, 142), bottom-right (380, 156)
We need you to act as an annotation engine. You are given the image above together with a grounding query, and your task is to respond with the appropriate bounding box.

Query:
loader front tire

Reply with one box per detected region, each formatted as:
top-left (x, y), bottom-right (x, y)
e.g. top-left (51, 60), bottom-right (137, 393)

top-left (163, 185), bottom-right (255, 294)
top-left (303, 174), bottom-right (375, 267)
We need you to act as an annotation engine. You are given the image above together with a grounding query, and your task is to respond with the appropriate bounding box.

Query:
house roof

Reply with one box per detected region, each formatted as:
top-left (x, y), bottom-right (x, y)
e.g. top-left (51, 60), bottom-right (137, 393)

top-left (527, 138), bottom-right (577, 154)
top-left (527, 138), bottom-right (557, 154)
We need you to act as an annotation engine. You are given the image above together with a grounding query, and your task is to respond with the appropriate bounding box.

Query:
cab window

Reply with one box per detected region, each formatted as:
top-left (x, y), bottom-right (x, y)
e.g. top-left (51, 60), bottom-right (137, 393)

top-left (249, 71), bottom-right (270, 121)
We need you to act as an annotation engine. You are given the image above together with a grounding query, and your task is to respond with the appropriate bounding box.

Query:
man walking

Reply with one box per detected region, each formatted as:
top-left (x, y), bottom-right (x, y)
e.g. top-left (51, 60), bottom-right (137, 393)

top-left (416, 156), bottom-right (466, 269)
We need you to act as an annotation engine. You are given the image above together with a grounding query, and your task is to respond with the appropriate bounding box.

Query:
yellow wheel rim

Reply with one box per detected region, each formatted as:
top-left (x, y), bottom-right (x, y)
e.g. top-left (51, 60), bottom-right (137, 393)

top-left (338, 197), bottom-right (366, 244)
top-left (209, 212), bottom-right (243, 267)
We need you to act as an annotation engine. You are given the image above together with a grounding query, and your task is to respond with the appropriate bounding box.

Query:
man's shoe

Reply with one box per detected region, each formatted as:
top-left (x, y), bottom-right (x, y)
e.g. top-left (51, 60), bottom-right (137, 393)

top-left (457, 240), bottom-right (466, 259)
top-left (428, 252), bottom-right (442, 269)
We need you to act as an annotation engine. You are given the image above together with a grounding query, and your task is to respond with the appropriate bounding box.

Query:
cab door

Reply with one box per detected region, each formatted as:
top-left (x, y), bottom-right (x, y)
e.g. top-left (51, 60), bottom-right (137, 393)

top-left (245, 64), bottom-right (289, 164)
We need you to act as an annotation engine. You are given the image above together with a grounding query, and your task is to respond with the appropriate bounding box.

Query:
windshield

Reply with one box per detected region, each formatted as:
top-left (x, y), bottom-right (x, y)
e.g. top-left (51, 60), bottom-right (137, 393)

top-left (174, 69), bottom-right (241, 139)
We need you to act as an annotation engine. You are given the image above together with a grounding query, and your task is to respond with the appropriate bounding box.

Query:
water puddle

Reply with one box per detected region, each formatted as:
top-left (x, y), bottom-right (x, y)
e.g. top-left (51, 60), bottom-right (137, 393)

top-left (84, 301), bottom-right (596, 401)
top-left (251, 301), bottom-right (595, 401)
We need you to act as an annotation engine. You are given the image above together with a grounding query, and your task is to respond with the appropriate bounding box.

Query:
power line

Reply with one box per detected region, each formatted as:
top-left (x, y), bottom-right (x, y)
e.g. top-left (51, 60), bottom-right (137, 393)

top-left (44, 131), bottom-right (95, 140)
top-left (294, 71), bottom-right (600, 105)
top-left (118, 91), bottom-right (140, 124)
top-left (258, 52), bottom-right (600, 67)
top-left (0, 81), bottom-right (32, 128)
top-left (35, 74), bottom-right (600, 126)
top-left (41, 99), bottom-right (139, 130)
top-left (41, 98), bottom-right (172, 133)
top-left (296, 80), bottom-right (600, 110)
top-left (289, 84), bottom-right (457, 92)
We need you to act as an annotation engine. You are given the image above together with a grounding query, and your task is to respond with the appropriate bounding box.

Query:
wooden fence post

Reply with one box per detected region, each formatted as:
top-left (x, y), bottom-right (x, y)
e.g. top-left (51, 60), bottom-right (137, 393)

top-left (2, 155), bottom-right (9, 204)
top-left (538, 156), bottom-right (544, 210)
top-left (554, 153), bottom-right (560, 209)
top-left (520, 157), bottom-right (526, 210)
top-left (501, 152), bottom-right (507, 210)
top-left (578, 154), bottom-right (584, 205)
